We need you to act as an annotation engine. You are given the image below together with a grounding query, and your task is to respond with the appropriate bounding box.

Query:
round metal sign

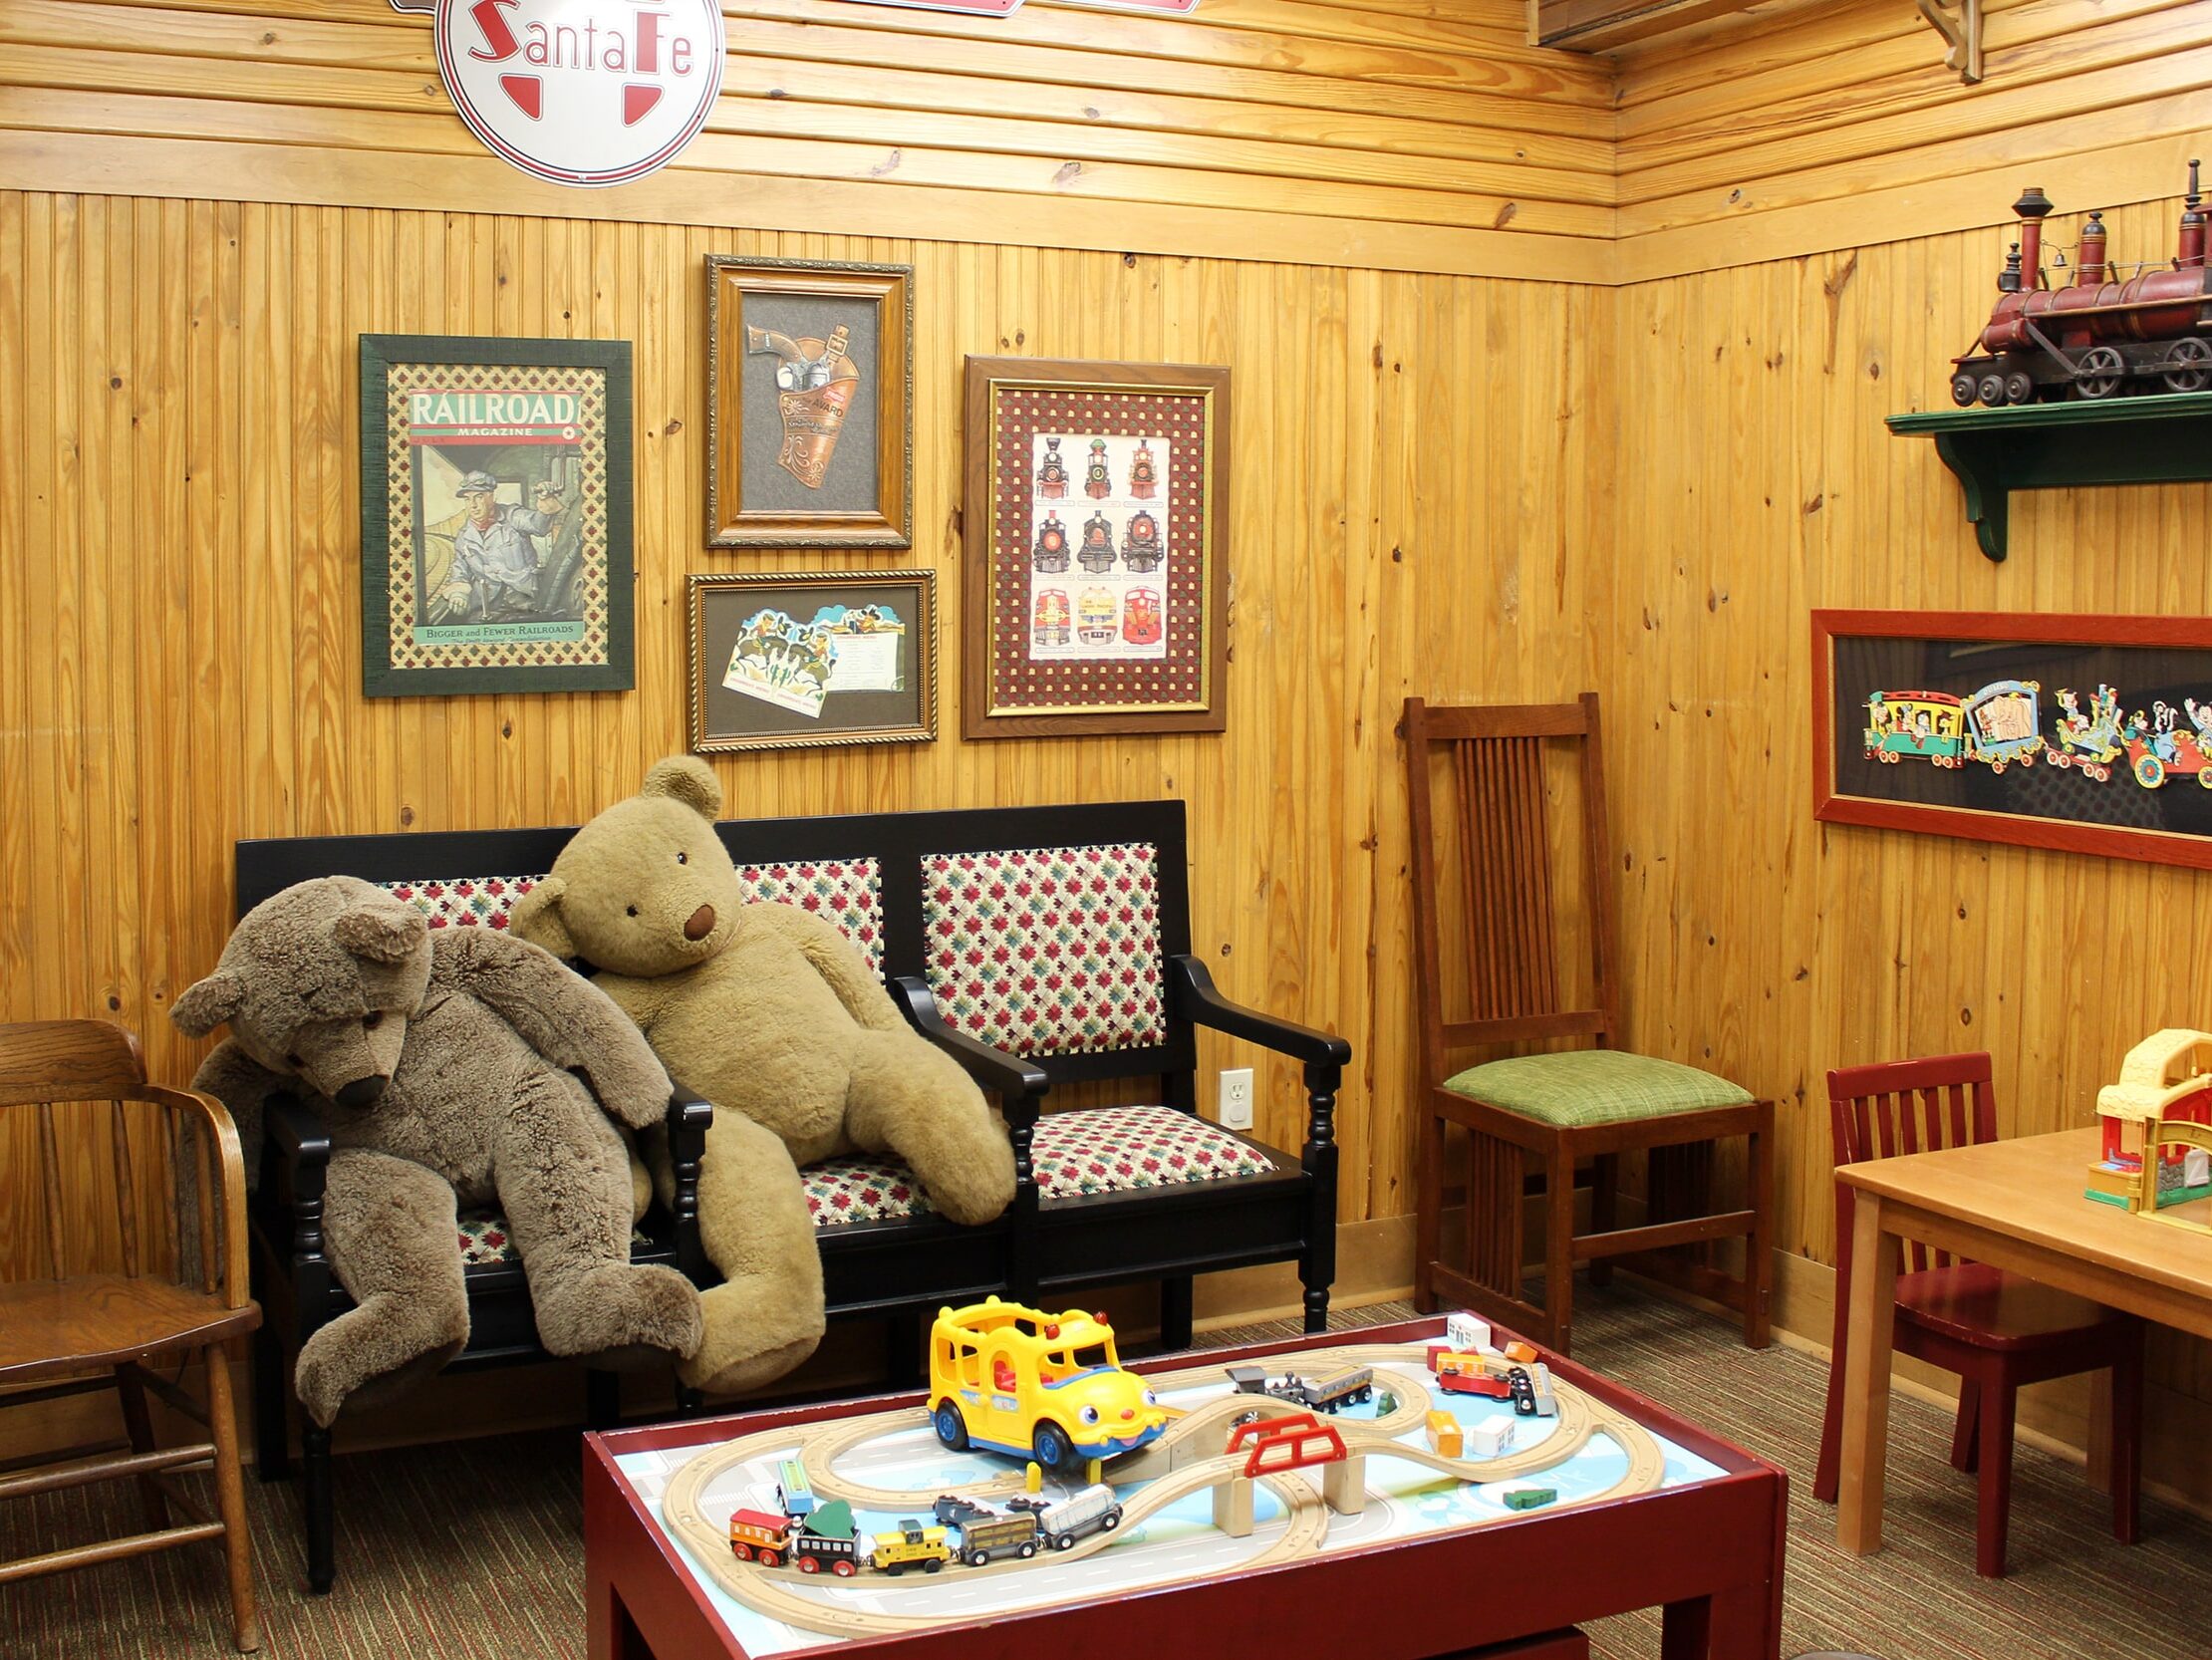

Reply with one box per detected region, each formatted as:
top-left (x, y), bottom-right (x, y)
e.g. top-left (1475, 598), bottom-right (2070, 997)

top-left (413, 0), bottom-right (725, 187)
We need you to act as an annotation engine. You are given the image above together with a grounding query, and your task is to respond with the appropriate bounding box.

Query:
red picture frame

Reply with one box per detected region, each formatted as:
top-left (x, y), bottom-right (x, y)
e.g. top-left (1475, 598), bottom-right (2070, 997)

top-left (1811, 608), bottom-right (2212, 871)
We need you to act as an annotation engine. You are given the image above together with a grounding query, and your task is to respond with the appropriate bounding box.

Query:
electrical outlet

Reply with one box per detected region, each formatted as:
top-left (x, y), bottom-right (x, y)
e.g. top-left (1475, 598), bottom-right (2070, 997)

top-left (1219, 1067), bottom-right (1254, 1131)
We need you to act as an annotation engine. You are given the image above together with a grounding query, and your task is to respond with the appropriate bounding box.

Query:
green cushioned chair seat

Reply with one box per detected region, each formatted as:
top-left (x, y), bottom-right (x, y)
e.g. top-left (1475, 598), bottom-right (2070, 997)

top-left (1441, 1048), bottom-right (1753, 1129)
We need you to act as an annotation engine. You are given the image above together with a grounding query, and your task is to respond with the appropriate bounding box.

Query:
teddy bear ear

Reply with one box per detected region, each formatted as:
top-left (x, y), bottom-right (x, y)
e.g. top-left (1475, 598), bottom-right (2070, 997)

top-left (332, 897), bottom-right (428, 965)
top-left (507, 877), bottom-right (576, 959)
top-left (171, 971), bottom-right (245, 1037)
top-left (641, 755), bottom-right (722, 821)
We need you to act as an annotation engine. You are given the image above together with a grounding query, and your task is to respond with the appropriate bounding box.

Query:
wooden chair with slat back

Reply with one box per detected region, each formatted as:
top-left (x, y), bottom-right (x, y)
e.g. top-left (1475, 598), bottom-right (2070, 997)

top-left (1813, 1052), bottom-right (2142, 1577)
top-left (1404, 693), bottom-right (1774, 1357)
top-left (0, 1019), bottom-right (262, 1650)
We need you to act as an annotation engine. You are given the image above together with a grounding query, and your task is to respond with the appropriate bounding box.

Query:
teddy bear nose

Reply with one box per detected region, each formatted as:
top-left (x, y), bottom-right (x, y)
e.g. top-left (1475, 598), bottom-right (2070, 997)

top-left (334, 1075), bottom-right (388, 1109)
top-left (684, 904), bottom-right (716, 942)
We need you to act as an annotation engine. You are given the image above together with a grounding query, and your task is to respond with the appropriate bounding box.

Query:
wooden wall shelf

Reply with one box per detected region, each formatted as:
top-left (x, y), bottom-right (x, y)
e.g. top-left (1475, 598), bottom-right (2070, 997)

top-left (1887, 393), bottom-right (2212, 562)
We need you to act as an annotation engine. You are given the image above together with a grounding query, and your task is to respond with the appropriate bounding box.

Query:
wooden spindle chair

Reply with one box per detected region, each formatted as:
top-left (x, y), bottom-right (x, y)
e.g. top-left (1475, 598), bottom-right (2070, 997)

top-left (1404, 693), bottom-right (1773, 1357)
top-left (0, 1019), bottom-right (261, 1650)
top-left (1813, 1052), bottom-right (2142, 1577)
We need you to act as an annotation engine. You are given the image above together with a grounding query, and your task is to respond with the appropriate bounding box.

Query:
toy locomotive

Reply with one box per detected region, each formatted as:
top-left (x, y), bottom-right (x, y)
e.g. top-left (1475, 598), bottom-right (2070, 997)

top-left (1950, 162), bottom-right (2212, 407)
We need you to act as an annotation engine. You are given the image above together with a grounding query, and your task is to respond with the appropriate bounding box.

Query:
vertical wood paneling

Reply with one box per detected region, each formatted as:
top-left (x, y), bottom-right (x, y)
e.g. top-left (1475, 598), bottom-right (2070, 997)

top-left (0, 194), bottom-right (1607, 1285)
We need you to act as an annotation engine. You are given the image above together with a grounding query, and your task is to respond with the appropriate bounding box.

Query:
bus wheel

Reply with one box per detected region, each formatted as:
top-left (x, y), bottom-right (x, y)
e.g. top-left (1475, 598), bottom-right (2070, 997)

top-left (933, 1402), bottom-right (969, 1452)
top-left (833, 1560), bottom-right (857, 1578)
top-left (1033, 1420), bottom-right (1073, 1475)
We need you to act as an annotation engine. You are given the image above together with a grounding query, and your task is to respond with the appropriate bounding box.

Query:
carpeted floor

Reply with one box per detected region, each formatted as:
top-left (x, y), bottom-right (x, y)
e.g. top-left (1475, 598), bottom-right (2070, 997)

top-left (5, 1286), bottom-right (2204, 1659)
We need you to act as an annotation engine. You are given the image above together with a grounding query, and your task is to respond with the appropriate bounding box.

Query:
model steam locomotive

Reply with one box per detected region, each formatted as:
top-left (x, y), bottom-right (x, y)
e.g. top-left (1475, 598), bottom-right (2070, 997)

top-left (1949, 162), bottom-right (2212, 407)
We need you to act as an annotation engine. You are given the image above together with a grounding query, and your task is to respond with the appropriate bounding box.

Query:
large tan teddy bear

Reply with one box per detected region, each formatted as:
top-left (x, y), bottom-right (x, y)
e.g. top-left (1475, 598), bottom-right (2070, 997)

top-left (511, 757), bottom-right (1016, 1396)
top-left (173, 877), bottom-right (703, 1426)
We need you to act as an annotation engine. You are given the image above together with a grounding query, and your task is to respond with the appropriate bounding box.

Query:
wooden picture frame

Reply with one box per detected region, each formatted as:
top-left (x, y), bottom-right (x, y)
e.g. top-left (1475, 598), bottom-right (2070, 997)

top-left (706, 258), bottom-right (912, 550)
top-left (359, 333), bottom-right (634, 697)
top-left (962, 356), bottom-right (1230, 740)
top-left (1811, 608), bottom-right (2212, 871)
top-left (688, 569), bottom-right (936, 752)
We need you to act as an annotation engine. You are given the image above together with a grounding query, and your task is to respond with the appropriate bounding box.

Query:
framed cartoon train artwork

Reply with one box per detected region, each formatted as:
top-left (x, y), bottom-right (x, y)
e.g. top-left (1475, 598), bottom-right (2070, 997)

top-left (1812, 610), bottom-right (2212, 871)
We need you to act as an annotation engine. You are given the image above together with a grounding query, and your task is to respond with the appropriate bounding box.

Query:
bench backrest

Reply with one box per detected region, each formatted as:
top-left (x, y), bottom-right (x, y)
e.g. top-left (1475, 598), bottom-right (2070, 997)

top-left (234, 800), bottom-right (1196, 1090)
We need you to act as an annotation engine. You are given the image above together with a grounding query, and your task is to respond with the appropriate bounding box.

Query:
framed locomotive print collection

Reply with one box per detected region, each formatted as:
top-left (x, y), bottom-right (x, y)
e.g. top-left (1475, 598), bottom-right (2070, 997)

top-left (706, 257), bottom-right (913, 550)
top-left (1812, 609), bottom-right (2212, 871)
top-left (687, 569), bottom-right (937, 753)
top-left (962, 356), bottom-right (1230, 740)
top-left (359, 333), bottom-right (635, 697)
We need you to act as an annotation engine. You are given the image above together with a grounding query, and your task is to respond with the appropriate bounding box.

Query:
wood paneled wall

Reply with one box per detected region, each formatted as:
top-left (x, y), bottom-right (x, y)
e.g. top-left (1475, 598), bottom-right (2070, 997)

top-left (1598, 188), bottom-right (2212, 1458)
top-left (1610, 0), bottom-right (2212, 280)
top-left (0, 189), bottom-right (1611, 1286)
top-left (0, 0), bottom-right (1616, 281)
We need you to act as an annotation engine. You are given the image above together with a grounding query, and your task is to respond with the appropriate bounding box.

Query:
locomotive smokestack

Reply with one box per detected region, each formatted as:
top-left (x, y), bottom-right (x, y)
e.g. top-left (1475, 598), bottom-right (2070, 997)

top-left (2180, 159), bottom-right (2206, 271)
top-left (2079, 210), bottom-right (2108, 286)
top-left (2013, 185), bottom-right (2054, 291)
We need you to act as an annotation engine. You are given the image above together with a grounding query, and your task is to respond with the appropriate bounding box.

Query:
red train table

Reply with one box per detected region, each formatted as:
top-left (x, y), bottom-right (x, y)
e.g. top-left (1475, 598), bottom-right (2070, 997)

top-left (583, 1316), bottom-right (1786, 1660)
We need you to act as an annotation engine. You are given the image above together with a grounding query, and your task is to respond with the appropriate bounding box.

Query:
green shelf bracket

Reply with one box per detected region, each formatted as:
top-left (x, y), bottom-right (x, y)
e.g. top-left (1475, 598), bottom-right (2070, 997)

top-left (1887, 392), bottom-right (2212, 561)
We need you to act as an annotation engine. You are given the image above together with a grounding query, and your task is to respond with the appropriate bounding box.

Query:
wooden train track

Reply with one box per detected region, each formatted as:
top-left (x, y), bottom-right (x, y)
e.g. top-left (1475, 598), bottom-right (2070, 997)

top-left (659, 1343), bottom-right (1668, 1641)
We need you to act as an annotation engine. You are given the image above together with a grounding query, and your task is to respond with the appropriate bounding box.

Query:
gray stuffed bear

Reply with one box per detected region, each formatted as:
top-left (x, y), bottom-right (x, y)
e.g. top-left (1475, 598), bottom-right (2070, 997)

top-left (172, 875), bottom-right (702, 1426)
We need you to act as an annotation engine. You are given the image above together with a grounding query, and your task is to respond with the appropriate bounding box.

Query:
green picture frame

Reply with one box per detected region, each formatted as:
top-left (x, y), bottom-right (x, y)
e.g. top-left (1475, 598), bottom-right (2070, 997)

top-left (359, 333), bottom-right (635, 697)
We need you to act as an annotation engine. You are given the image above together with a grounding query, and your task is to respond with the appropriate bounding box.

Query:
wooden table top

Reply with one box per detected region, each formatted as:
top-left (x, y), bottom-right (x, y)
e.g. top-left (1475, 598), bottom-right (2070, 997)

top-left (1837, 1126), bottom-right (2212, 1304)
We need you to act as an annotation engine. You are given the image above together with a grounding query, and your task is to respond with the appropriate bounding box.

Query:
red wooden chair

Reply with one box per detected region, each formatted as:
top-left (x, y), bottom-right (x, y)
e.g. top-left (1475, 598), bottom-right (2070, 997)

top-left (1812, 1052), bottom-right (2143, 1577)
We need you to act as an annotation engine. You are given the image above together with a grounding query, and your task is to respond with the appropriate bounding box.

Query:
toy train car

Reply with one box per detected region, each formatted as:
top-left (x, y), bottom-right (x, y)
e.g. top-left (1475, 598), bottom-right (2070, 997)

top-left (1950, 163), bottom-right (2212, 407)
top-left (729, 1498), bottom-right (863, 1576)
top-left (1269, 1367), bottom-right (1374, 1414)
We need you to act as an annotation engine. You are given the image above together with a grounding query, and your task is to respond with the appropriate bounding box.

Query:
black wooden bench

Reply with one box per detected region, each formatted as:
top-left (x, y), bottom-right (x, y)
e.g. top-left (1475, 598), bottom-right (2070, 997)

top-left (236, 798), bottom-right (1349, 1590)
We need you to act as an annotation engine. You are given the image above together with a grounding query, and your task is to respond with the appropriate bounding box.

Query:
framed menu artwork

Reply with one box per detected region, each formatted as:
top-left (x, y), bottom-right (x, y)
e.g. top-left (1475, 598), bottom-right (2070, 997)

top-left (688, 570), bottom-right (936, 752)
top-left (962, 357), bottom-right (1229, 739)
top-left (359, 333), bottom-right (634, 696)
top-left (706, 257), bottom-right (913, 550)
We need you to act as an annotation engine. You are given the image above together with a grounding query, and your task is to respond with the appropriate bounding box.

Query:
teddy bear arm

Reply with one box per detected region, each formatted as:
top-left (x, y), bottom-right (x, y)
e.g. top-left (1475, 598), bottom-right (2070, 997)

top-left (430, 930), bottom-right (673, 1131)
top-left (187, 1039), bottom-right (292, 1192)
top-left (748, 903), bottom-right (903, 1032)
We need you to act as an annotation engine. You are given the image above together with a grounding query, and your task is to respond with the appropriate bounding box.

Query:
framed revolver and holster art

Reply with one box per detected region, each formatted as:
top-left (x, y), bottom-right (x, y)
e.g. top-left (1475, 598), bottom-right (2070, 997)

top-left (706, 257), bottom-right (914, 550)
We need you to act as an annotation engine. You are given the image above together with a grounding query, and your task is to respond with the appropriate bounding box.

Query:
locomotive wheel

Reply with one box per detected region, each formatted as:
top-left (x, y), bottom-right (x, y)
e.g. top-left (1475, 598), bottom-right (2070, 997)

top-left (1951, 371), bottom-right (1980, 408)
top-left (2136, 754), bottom-right (2166, 789)
top-left (2163, 339), bottom-right (2212, 395)
top-left (2074, 346), bottom-right (2126, 401)
top-left (2004, 371), bottom-right (2036, 406)
top-left (1976, 373), bottom-right (2008, 407)
top-left (833, 1560), bottom-right (857, 1578)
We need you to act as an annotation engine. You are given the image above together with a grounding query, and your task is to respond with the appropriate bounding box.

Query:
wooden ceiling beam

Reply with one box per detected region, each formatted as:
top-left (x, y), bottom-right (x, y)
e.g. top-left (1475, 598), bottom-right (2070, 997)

top-left (1527, 0), bottom-right (1769, 51)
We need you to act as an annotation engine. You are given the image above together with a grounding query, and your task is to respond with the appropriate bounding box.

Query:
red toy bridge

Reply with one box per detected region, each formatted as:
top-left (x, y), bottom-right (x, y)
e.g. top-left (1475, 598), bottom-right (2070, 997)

top-left (1227, 1412), bottom-right (1348, 1477)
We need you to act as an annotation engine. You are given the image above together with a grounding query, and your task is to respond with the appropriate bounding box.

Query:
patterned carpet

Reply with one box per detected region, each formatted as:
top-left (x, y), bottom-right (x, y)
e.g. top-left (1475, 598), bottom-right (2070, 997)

top-left (4, 1286), bottom-right (2206, 1659)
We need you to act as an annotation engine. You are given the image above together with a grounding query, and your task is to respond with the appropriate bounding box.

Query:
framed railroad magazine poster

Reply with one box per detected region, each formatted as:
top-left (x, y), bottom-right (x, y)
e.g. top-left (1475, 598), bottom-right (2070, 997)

top-left (706, 257), bottom-right (913, 550)
top-left (688, 570), bottom-right (937, 752)
top-left (359, 334), bottom-right (634, 697)
top-left (963, 357), bottom-right (1230, 739)
top-left (1812, 609), bottom-right (2212, 871)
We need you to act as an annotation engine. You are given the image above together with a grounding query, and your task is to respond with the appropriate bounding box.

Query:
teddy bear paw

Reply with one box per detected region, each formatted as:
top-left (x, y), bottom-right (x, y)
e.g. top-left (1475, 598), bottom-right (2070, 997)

top-left (535, 1261), bottom-right (704, 1365)
top-left (679, 1277), bottom-right (826, 1396)
top-left (295, 1308), bottom-right (465, 1427)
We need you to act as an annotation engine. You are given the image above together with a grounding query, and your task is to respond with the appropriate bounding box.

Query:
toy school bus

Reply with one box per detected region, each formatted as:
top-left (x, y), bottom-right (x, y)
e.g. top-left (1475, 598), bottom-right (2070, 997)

top-left (929, 1296), bottom-right (1168, 1475)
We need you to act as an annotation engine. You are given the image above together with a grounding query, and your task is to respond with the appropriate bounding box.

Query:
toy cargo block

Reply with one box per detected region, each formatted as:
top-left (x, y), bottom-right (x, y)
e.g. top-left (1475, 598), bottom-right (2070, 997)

top-left (1425, 1409), bottom-right (1464, 1459)
top-left (1503, 1339), bottom-right (1540, 1365)
top-left (1470, 1414), bottom-right (1519, 1458)
top-left (1503, 1487), bottom-right (1557, 1512)
top-left (1211, 1475), bottom-right (1254, 1537)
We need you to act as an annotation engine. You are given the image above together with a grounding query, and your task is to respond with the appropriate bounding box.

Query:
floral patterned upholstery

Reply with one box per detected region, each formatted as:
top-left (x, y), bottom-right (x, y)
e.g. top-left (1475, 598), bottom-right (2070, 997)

top-left (802, 1105), bottom-right (1273, 1228)
top-left (378, 858), bottom-right (883, 968)
top-left (921, 843), bottom-right (1165, 1057)
top-left (732, 858), bottom-right (884, 972)
top-left (456, 1206), bottom-right (651, 1266)
top-left (383, 876), bottom-right (541, 930)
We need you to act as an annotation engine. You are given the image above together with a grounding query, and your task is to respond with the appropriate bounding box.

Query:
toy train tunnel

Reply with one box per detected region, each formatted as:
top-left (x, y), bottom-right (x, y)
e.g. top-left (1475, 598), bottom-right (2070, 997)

top-left (1950, 162), bottom-right (2212, 407)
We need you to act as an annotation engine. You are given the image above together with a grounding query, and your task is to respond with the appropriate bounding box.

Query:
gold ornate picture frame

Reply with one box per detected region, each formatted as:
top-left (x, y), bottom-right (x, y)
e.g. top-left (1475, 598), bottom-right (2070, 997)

top-left (706, 257), bottom-right (913, 550)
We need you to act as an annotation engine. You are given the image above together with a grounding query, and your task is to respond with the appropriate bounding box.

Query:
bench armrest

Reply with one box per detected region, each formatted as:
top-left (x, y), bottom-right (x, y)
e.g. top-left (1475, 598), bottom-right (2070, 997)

top-left (890, 975), bottom-right (1049, 1124)
top-left (1168, 956), bottom-right (1353, 1069)
top-left (664, 1080), bottom-right (714, 1282)
top-left (259, 1091), bottom-right (336, 1337)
